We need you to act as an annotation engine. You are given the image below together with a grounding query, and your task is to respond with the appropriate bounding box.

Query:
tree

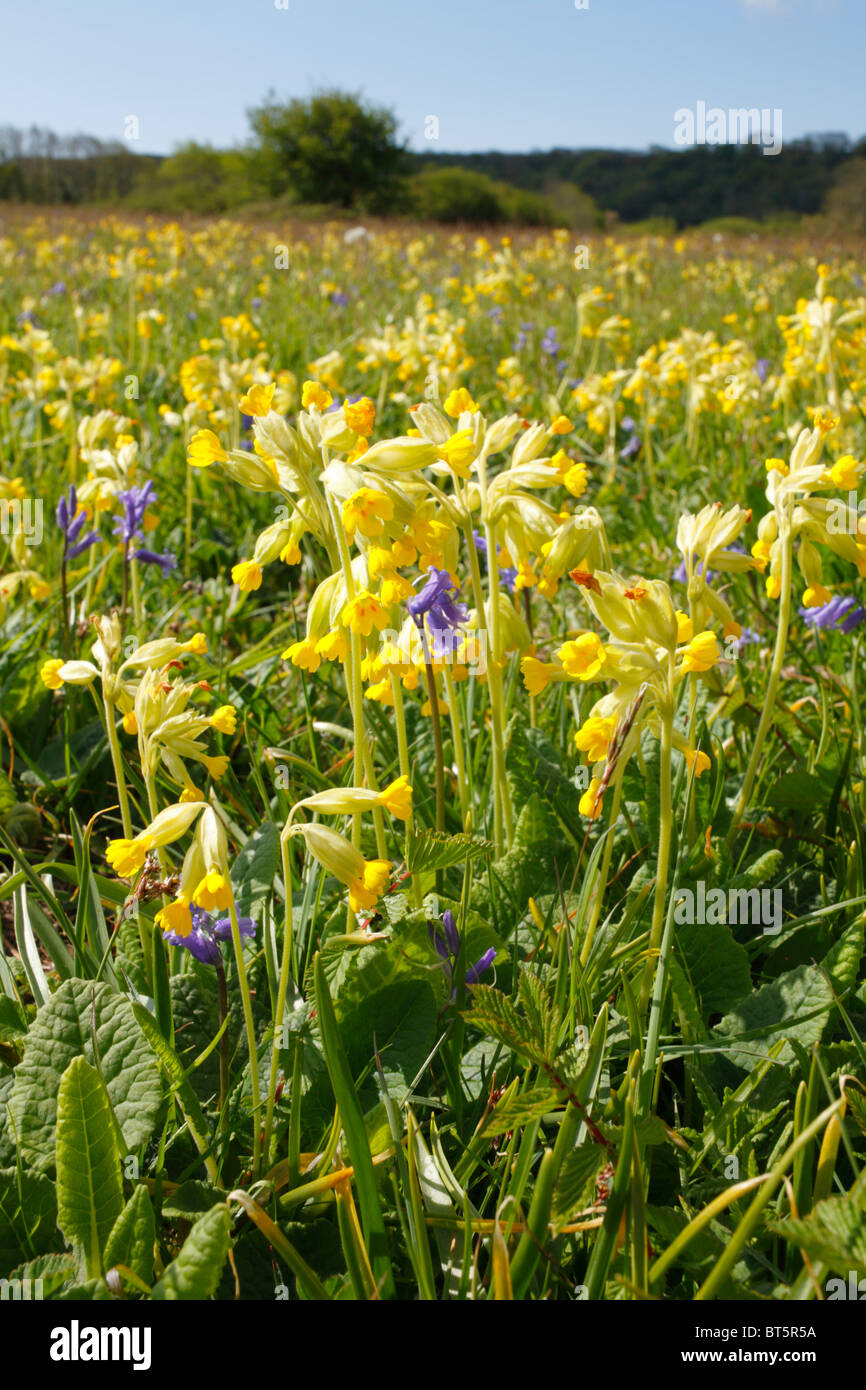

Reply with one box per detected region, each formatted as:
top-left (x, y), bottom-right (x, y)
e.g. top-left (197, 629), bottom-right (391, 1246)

top-left (247, 90), bottom-right (406, 210)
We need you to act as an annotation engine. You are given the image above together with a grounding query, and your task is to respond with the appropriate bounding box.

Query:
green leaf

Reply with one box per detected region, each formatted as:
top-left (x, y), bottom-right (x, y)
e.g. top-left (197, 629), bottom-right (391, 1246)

top-left (55, 1057), bottom-right (124, 1280)
top-left (10, 978), bottom-right (163, 1171)
top-left (104, 1185), bottom-right (156, 1285)
top-left (231, 819), bottom-right (280, 920)
top-left (765, 772), bottom-right (828, 815)
top-left (151, 1202), bottom-right (231, 1300)
top-left (0, 1166), bottom-right (58, 1278)
top-left (675, 921), bottom-right (752, 1018)
top-left (6, 1251), bottom-right (76, 1298)
top-left (552, 1143), bottom-right (606, 1223)
top-left (405, 828), bottom-right (493, 875)
top-left (480, 1082), bottom-right (562, 1137)
top-left (770, 1194), bottom-right (866, 1275)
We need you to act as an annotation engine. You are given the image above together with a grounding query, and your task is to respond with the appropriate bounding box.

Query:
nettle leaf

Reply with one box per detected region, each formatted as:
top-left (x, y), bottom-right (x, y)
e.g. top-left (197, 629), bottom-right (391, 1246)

top-left (104, 1185), bottom-right (156, 1285)
top-left (464, 983), bottom-right (538, 1059)
top-left (231, 819), bottom-right (280, 921)
top-left (405, 828), bottom-right (494, 875)
top-left (10, 978), bottom-right (163, 1172)
top-left (770, 1195), bottom-right (866, 1275)
top-left (507, 723), bottom-right (585, 840)
top-left (151, 1201), bottom-right (231, 1299)
top-left (0, 1166), bottom-right (58, 1278)
top-left (552, 1143), bottom-right (607, 1225)
top-left (823, 918), bottom-right (864, 994)
top-left (479, 1081), bottom-right (561, 1137)
top-left (55, 1057), bottom-right (124, 1280)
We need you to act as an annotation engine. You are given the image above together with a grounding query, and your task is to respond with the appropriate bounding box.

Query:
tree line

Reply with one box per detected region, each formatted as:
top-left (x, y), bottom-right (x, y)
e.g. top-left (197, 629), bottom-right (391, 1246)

top-left (1, 98), bottom-right (864, 230)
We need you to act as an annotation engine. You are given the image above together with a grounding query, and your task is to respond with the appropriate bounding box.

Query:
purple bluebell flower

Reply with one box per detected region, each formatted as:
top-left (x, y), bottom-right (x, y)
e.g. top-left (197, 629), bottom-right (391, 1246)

top-left (56, 484), bottom-right (100, 561)
top-left (427, 908), bottom-right (495, 996)
top-left (487, 307), bottom-right (503, 324)
top-left (621, 416), bottom-right (636, 433)
top-left (46, 281), bottom-right (66, 297)
top-left (251, 296), bottom-right (262, 311)
top-left (541, 327), bottom-right (561, 359)
top-left (755, 358), bottom-right (770, 384)
top-left (800, 595), bottom-right (866, 634)
top-left (733, 627), bottom-right (763, 649)
top-left (113, 480), bottom-right (176, 575)
top-left (407, 566), bottom-right (469, 639)
top-left (17, 310), bottom-right (37, 326)
top-left (331, 291), bottom-right (349, 308)
top-left (163, 903), bottom-right (255, 966)
top-left (620, 434), bottom-right (641, 459)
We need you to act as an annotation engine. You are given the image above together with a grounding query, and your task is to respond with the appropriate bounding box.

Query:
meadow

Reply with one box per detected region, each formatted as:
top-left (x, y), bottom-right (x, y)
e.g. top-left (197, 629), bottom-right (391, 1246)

top-left (0, 208), bottom-right (865, 1302)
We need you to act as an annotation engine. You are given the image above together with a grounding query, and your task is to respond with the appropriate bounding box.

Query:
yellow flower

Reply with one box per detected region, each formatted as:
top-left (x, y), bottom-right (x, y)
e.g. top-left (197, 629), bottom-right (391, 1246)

top-left (829, 454), bottom-right (860, 489)
top-left (316, 629), bottom-right (347, 663)
top-left (676, 611), bottom-right (693, 643)
top-left (301, 380), bottom-right (333, 411)
top-left (684, 748), bottom-right (711, 778)
top-left (106, 838), bottom-right (148, 878)
top-left (211, 704), bottom-right (237, 735)
top-left (341, 590), bottom-right (390, 637)
top-left (238, 382), bottom-right (275, 417)
top-left (342, 488), bottom-right (394, 540)
top-left (574, 715), bottom-right (617, 764)
top-left (563, 462), bottom-right (589, 498)
top-left (550, 414), bottom-right (573, 434)
top-left (558, 632), bottom-right (607, 681)
top-left (283, 638), bottom-right (321, 672)
top-left (766, 575), bottom-right (782, 599)
top-left (437, 429), bottom-right (477, 477)
top-left (813, 408), bottom-right (839, 436)
top-left (378, 776), bottom-right (413, 821)
top-left (180, 785), bottom-right (205, 803)
top-left (764, 457), bottom-right (788, 477)
top-left (40, 658), bottom-right (64, 690)
top-left (202, 754), bottom-right (230, 780)
top-left (193, 868), bottom-right (232, 911)
top-left (443, 387), bottom-right (477, 417)
top-left (122, 710), bottom-right (138, 735)
top-left (680, 631), bottom-right (720, 673)
top-left (280, 539), bottom-right (302, 565)
top-left (343, 396), bottom-right (375, 435)
top-left (802, 584), bottom-right (832, 608)
top-left (155, 895), bottom-right (192, 938)
top-left (578, 776), bottom-right (604, 821)
top-left (231, 560), bottom-right (263, 591)
top-left (187, 429), bottom-right (227, 468)
top-left (520, 656), bottom-right (560, 696)
top-left (182, 632), bottom-right (209, 655)
top-left (348, 859), bottom-right (392, 913)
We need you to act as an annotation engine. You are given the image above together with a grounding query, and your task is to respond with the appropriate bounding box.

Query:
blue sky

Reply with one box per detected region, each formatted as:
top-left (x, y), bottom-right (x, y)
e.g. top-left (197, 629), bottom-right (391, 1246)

top-left (1, 0), bottom-right (863, 155)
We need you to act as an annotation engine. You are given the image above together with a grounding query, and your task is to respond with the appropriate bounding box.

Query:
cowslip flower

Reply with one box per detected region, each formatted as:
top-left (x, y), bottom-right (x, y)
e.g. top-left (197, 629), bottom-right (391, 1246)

top-left (187, 429), bottom-right (227, 468)
top-left (238, 382), bottom-right (275, 417)
top-left (558, 632), bottom-right (607, 681)
top-left (287, 821), bottom-right (392, 917)
top-left (342, 488), bottom-right (393, 540)
top-left (341, 590), bottom-right (390, 636)
top-left (679, 631), bottom-right (720, 673)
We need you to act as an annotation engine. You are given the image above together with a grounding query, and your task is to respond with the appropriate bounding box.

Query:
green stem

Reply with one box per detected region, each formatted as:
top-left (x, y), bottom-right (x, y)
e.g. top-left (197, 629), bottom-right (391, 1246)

top-left (103, 695), bottom-right (133, 839)
top-left (223, 871), bottom-right (262, 1180)
top-left (728, 511), bottom-right (792, 842)
top-left (639, 692), bottom-right (675, 1017)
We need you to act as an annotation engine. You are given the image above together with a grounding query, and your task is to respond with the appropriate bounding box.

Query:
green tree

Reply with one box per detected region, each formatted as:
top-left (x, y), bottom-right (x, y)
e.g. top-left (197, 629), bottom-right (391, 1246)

top-left (247, 90), bottom-right (406, 210)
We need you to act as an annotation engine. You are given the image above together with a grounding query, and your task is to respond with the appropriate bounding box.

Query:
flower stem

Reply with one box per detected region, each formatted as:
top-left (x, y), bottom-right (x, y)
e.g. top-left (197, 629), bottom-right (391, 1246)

top-left (224, 877), bottom-right (262, 1181)
top-left (639, 693), bottom-right (675, 1018)
top-left (727, 512), bottom-right (792, 843)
